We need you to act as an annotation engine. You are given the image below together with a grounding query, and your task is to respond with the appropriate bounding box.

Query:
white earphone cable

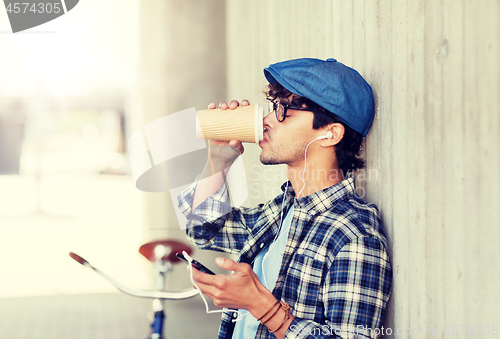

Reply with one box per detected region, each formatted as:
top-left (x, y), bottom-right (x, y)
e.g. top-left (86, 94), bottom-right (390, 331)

top-left (297, 138), bottom-right (318, 198)
top-left (183, 251), bottom-right (246, 322)
top-left (262, 133), bottom-right (324, 285)
top-left (184, 134), bottom-right (328, 323)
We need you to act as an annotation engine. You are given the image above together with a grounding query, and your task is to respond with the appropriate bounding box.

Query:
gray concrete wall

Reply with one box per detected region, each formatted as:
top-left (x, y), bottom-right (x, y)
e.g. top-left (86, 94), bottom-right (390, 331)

top-left (224, 0), bottom-right (500, 336)
top-left (138, 0), bottom-right (500, 334)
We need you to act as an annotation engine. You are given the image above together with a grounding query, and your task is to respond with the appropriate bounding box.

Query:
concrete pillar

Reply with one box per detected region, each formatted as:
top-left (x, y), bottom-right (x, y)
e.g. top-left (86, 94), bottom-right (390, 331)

top-left (138, 0), bottom-right (226, 289)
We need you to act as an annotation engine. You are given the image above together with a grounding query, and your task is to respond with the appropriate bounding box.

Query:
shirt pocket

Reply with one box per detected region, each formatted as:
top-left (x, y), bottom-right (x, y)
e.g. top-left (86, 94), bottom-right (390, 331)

top-left (282, 253), bottom-right (325, 320)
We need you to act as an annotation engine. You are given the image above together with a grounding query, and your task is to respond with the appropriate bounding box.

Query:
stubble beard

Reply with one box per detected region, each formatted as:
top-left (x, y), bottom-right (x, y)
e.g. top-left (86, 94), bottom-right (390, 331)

top-left (259, 143), bottom-right (305, 166)
top-left (260, 153), bottom-right (281, 165)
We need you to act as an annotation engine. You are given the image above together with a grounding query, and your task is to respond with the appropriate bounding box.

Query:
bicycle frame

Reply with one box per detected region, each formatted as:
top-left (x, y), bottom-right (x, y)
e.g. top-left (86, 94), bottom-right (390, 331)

top-left (69, 246), bottom-right (198, 339)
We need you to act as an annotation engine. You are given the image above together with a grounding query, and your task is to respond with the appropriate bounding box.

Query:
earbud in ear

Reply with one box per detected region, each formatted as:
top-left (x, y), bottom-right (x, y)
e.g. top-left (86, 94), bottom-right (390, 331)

top-left (315, 131), bottom-right (333, 140)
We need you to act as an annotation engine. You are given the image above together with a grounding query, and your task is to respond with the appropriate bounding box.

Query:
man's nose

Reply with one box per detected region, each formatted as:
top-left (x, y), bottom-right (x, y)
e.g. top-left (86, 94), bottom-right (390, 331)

top-left (263, 110), bottom-right (277, 126)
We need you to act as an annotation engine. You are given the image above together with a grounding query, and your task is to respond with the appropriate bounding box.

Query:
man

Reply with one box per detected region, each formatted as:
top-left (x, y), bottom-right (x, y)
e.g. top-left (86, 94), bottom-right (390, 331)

top-left (178, 58), bottom-right (392, 339)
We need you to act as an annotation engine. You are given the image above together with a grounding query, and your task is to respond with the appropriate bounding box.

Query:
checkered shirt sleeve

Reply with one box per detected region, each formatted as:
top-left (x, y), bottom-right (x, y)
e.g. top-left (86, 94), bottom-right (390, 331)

top-left (177, 181), bottom-right (270, 255)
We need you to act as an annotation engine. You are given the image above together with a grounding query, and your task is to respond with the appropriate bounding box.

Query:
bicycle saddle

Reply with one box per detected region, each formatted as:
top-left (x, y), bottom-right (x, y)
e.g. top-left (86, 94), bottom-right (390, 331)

top-left (139, 239), bottom-right (193, 264)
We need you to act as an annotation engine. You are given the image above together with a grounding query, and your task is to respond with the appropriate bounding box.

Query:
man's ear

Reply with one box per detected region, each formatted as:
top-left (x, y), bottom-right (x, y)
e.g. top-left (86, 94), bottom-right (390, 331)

top-left (320, 123), bottom-right (345, 147)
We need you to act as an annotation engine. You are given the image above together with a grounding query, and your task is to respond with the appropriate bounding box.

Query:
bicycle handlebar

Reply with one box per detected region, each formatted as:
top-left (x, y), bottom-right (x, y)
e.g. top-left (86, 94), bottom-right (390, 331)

top-left (69, 252), bottom-right (198, 300)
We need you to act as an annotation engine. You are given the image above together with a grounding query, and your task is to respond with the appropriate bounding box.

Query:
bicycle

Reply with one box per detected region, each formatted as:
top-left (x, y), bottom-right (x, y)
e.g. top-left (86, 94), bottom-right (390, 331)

top-left (69, 239), bottom-right (198, 339)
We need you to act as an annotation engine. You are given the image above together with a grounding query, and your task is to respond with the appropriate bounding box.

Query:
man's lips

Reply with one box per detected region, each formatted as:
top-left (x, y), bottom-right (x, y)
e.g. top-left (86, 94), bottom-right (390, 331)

top-left (259, 133), bottom-right (268, 147)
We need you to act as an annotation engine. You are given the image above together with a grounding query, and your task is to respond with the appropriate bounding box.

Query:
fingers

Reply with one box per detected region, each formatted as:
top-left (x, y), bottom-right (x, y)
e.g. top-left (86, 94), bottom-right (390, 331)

top-left (191, 265), bottom-right (217, 285)
top-left (228, 140), bottom-right (244, 155)
top-left (218, 101), bottom-right (237, 110)
top-left (214, 99), bottom-right (251, 110)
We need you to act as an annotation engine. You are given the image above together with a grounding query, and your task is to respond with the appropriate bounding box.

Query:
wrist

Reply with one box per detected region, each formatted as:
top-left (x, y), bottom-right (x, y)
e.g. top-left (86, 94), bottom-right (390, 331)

top-left (249, 290), bottom-right (277, 320)
top-left (206, 153), bottom-right (234, 174)
top-left (203, 155), bottom-right (232, 178)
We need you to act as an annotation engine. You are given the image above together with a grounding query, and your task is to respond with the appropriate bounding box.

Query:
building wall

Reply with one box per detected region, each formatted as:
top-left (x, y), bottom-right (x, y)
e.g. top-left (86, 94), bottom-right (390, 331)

top-left (224, 0), bottom-right (500, 336)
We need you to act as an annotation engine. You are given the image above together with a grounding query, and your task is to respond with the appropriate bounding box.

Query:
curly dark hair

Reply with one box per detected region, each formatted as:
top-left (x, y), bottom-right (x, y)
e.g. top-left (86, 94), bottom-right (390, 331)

top-left (264, 83), bottom-right (365, 176)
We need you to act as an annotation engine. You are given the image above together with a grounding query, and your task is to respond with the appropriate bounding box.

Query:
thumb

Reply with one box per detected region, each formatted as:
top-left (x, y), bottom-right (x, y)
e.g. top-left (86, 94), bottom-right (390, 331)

top-left (215, 257), bottom-right (239, 271)
top-left (228, 140), bottom-right (244, 155)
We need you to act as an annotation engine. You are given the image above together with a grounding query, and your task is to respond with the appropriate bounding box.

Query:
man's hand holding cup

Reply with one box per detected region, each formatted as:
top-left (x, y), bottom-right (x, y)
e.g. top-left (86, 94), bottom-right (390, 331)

top-left (204, 100), bottom-right (250, 166)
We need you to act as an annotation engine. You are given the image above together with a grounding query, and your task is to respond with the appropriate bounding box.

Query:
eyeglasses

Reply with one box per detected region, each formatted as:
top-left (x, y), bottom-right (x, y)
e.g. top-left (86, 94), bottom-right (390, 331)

top-left (268, 101), bottom-right (316, 122)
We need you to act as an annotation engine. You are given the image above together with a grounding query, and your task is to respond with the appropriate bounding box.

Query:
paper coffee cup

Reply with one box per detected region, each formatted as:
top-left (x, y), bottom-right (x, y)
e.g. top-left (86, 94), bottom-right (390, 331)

top-left (196, 104), bottom-right (264, 143)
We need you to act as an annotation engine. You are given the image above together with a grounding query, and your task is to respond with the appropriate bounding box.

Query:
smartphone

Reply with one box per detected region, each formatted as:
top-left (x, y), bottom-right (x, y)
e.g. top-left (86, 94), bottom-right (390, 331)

top-left (176, 252), bottom-right (216, 275)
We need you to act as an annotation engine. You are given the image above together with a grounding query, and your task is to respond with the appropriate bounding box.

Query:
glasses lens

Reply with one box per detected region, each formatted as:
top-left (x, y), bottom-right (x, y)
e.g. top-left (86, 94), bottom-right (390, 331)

top-left (276, 104), bottom-right (285, 122)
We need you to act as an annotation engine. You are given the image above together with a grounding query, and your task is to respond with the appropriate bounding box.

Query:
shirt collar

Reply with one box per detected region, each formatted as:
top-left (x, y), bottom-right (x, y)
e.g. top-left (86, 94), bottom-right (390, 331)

top-left (280, 175), bottom-right (356, 216)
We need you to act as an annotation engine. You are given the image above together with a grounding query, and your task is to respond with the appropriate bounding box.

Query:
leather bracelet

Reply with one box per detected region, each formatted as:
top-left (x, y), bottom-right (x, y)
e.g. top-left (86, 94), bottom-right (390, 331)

top-left (257, 300), bottom-right (280, 322)
top-left (261, 302), bottom-right (281, 325)
top-left (268, 302), bottom-right (291, 333)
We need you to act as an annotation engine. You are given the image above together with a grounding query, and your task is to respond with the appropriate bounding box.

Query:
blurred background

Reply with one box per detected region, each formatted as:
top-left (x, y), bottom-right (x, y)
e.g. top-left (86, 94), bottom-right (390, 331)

top-left (0, 0), bottom-right (143, 298)
top-left (1, 0), bottom-right (499, 338)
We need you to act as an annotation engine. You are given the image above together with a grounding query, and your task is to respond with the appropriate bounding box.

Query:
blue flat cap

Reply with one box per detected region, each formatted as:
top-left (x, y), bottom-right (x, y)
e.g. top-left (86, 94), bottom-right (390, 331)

top-left (264, 58), bottom-right (375, 136)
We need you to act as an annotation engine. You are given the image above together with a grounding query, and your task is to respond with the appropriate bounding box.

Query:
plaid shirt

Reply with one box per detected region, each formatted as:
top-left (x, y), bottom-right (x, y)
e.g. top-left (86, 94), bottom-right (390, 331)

top-left (178, 176), bottom-right (392, 339)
